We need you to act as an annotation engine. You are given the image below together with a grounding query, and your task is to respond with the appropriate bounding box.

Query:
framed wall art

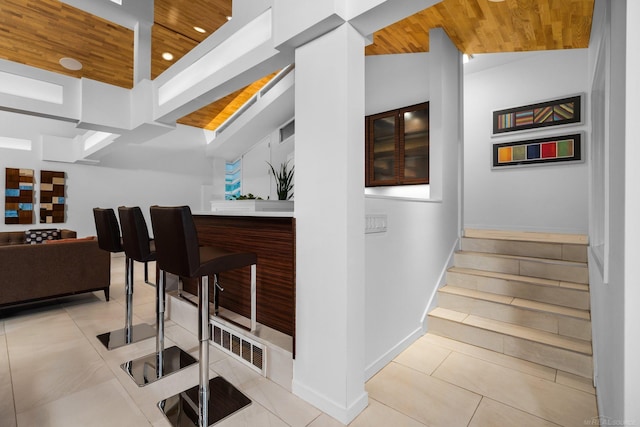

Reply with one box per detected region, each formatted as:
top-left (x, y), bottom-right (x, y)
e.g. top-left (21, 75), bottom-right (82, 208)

top-left (492, 95), bottom-right (582, 135)
top-left (40, 170), bottom-right (65, 223)
top-left (492, 133), bottom-right (582, 169)
top-left (5, 168), bottom-right (34, 224)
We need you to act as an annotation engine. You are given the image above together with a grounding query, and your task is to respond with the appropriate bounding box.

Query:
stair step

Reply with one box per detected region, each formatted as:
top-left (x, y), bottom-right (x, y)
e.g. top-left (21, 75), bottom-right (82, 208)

top-left (454, 251), bottom-right (589, 284)
top-left (464, 228), bottom-right (588, 245)
top-left (439, 286), bottom-right (589, 319)
top-left (460, 237), bottom-right (587, 262)
top-left (447, 267), bottom-right (590, 310)
top-left (429, 307), bottom-right (592, 354)
top-left (438, 286), bottom-right (591, 340)
top-left (428, 307), bottom-right (593, 378)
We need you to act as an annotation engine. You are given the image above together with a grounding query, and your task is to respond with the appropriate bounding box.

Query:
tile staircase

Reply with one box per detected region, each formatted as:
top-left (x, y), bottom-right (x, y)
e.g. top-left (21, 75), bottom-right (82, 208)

top-left (428, 229), bottom-right (593, 379)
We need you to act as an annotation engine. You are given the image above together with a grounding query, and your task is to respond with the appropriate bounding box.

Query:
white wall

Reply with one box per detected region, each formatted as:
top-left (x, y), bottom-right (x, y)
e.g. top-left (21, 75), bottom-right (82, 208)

top-left (464, 49), bottom-right (589, 234)
top-left (588, 0), bottom-right (640, 423)
top-left (363, 29), bottom-right (461, 378)
top-left (0, 114), bottom-right (211, 236)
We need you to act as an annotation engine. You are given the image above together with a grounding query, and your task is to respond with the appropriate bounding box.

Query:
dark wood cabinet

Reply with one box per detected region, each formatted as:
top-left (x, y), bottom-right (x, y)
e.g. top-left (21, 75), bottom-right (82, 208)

top-left (366, 102), bottom-right (429, 186)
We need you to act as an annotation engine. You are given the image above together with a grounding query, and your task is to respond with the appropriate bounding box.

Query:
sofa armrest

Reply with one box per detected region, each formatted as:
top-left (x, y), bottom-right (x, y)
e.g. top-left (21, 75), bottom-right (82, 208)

top-left (60, 229), bottom-right (77, 239)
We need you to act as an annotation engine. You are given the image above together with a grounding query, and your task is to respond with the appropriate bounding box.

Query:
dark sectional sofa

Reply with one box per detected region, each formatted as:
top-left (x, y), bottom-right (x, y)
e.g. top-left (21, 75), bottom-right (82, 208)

top-left (0, 229), bottom-right (110, 307)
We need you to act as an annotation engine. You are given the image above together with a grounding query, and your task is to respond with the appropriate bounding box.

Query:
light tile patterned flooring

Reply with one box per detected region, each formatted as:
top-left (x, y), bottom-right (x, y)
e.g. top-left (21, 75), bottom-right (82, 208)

top-left (0, 258), bottom-right (598, 426)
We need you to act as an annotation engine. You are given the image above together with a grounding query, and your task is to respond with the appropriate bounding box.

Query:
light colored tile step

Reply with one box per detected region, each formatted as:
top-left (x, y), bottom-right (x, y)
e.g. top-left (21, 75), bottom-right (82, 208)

top-left (461, 237), bottom-right (587, 262)
top-left (429, 308), bottom-right (592, 354)
top-left (438, 286), bottom-right (592, 340)
top-left (428, 308), bottom-right (593, 378)
top-left (454, 251), bottom-right (589, 284)
top-left (447, 267), bottom-right (590, 310)
top-left (464, 228), bottom-right (588, 245)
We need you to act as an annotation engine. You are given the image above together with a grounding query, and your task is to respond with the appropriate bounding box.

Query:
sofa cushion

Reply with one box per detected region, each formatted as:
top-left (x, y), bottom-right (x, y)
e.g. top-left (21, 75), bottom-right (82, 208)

top-left (25, 229), bottom-right (60, 244)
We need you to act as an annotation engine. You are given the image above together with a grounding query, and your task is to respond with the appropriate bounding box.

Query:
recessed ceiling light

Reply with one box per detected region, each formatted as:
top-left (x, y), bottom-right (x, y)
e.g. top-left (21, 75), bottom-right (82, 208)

top-left (162, 52), bottom-right (174, 61)
top-left (194, 26), bottom-right (206, 34)
top-left (59, 57), bottom-right (82, 71)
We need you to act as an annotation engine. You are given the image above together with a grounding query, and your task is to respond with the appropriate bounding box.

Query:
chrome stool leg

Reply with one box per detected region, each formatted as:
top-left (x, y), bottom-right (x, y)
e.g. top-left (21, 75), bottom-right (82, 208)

top-left (121, 269), bottom-right (197, 386)
top-left (97, 257), bottom-right (155, 350)
top-left (158, 275), bottom-right (251, 426)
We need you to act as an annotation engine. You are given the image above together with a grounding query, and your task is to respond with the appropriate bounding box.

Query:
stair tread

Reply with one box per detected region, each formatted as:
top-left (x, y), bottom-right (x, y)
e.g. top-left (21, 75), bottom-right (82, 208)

top-left (448, 266), bottom-right (589, 291)
top-left (464, 229), bottom-right (588, 245)
top-left (456, 250), bottom-right (588, 267)
top-left (429, 307), bottom-right (592, 355)
top-left (439, 285), bottom-right (591, 320)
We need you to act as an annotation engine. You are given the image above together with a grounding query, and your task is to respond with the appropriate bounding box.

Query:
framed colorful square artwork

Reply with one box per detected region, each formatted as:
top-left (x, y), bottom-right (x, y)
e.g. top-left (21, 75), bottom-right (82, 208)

top-left (5, 168), bottom-right (34, 224)
top-left (492, 133), bottom-right (582, 169)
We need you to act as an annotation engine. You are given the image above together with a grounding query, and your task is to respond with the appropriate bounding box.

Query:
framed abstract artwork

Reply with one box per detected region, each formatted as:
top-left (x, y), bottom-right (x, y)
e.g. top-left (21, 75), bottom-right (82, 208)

top-left (492, 133), bottom-right (582, 169)
top-left (492, 95), bottom-right (582, 135)
top-left (40, 170), bottom-right (65, 223)
top-left (5, 168), bottom-right (34, 224)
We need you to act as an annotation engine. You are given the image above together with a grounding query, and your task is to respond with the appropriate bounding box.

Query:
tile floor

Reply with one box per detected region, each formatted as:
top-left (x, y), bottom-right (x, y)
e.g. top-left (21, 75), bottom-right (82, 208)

top-left (0, 257), bottom-right (598, 427)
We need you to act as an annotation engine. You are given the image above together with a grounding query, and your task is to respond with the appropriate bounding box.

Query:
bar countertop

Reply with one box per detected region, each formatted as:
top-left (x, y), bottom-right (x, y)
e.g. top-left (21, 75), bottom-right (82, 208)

top-left (193, 210), bottom-right (294, 218)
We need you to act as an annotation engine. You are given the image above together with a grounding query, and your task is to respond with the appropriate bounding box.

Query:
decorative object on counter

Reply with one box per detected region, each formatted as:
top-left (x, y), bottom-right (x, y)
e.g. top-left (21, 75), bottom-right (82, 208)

top-left (492, 95), bottom-right (582, 135)
top-left (5, 168), bottom-right (34, 225)
top-left (231, 193), bottom-right (263, 200)
top-left (267, 160), bottom-right (294, 200)
top-left (492, 133), bottom-right (582, 169)
top-left (40, 170), bottom-right (66, 223)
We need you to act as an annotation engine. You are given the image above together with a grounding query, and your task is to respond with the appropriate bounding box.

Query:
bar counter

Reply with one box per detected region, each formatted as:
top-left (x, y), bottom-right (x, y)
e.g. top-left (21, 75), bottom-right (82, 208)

top-left (184, 211), bottom-right (296, 337)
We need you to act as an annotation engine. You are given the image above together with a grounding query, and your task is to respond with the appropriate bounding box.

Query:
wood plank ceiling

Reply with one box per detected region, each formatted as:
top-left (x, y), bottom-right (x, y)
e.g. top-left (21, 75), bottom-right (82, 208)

top-left (0, 0), bottom-right (594, 131)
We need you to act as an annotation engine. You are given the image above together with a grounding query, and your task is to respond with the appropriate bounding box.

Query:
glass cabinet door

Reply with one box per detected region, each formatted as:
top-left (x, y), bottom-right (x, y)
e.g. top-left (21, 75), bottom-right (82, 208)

top-left (371, 113), bottom-right (397, 183)
top-left (402, 104), bottom-right (429, 182)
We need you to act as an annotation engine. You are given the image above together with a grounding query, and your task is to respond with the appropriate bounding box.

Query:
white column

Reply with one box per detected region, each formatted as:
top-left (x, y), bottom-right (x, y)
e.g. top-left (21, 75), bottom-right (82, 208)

top-left (624, 1), bottom-right (640, 423)
top-left (292, 23), bottom-right (367, 424)
top-left (133, 21), bottom-right (152, 85)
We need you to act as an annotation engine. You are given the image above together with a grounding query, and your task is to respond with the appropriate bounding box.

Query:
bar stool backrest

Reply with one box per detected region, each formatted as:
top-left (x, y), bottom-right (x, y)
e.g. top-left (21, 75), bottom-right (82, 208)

top-left (118, 206), bottom-right (154, 263)
top-left (93, 207), bottom-right (123, 253)
top-left (150, 205), bottom-right (200, 278)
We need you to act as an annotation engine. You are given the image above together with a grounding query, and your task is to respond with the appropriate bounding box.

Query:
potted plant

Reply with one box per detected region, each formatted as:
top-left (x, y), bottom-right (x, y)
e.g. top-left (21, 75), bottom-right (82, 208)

top-left (267, 160), bottom-right (294, 200)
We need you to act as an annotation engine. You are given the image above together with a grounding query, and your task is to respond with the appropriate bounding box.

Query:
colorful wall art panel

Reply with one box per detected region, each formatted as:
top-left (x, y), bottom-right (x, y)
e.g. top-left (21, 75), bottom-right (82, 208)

top-left (40, 170), bottom-right (66, 223)
top-left (5, 168), bottom-right (34, 224)
top-left (492, 133), bottom-right (582, 168)
top-left (493, 95), bottom-right (582, 135)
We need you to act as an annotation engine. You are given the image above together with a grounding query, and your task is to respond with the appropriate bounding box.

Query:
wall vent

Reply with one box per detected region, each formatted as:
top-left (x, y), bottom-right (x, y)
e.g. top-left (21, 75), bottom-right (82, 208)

top-left (211, 320), bottom-right (266, 375)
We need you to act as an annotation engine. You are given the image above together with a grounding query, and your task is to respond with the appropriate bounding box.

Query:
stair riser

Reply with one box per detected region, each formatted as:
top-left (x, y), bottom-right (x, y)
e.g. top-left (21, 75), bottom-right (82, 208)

top-left (454, 253), bottom-right (589, 284)
top-left (437, 292), bottom-right (592, 341)
top-left (447, 270), bottom-right (590, 310)
top-left (461, 238), bottom-right (587, 263)
top-left (428, 316), bottom-right (593, 378)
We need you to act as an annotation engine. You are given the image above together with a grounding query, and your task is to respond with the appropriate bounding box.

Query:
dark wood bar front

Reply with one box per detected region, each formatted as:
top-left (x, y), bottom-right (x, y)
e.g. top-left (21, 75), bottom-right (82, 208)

top-left (182, 214), bottom-right (296, 337)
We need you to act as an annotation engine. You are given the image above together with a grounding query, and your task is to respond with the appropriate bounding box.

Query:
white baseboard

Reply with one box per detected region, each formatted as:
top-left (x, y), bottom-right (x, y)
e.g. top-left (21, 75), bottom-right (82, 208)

top-left (364, 326), bottom-right (423, 381)
top-left (421, 237), bottom-right (459, 325)
top-left (291, 380), bottom-right (369, 425)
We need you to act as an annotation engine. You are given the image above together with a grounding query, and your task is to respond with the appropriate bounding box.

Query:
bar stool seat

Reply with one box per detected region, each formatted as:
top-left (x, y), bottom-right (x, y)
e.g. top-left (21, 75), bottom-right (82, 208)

top-left (151, 205), bottom-right (254, 427)
top-left (118, 206), bottom-right (197, 387)
top-left (93, 207), bottom-right (155, 350)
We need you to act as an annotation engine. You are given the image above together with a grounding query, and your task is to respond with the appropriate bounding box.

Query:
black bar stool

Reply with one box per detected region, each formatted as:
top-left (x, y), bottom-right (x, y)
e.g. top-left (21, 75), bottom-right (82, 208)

top-left (151, 205), bottom-right (254, 427)
top-left (93, 208), bottom-right (156, 350)
top-left (118, 206), bottom-right (197, 386)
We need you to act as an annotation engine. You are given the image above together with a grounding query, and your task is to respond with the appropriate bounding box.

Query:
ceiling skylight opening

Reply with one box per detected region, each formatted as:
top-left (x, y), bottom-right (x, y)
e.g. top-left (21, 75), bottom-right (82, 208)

top-left (0, 137), bottom-right (32, 151)
top-left (84, 131), bottom-right (113, 151)
top-left (194, 26), bottom-right (206, 34)
top-left (162, 52), bottom-right (174, 61)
